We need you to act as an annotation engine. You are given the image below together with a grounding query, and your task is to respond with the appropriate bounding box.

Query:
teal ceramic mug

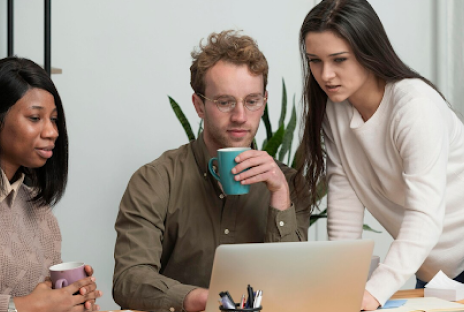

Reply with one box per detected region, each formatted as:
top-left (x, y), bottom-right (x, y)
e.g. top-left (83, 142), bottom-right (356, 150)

top-left (208, 147), bottom-right (251, 195)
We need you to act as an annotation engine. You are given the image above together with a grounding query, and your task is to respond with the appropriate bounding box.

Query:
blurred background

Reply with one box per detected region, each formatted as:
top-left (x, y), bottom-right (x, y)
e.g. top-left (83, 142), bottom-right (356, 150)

top-left (1, 0), bottom-right (462, 309)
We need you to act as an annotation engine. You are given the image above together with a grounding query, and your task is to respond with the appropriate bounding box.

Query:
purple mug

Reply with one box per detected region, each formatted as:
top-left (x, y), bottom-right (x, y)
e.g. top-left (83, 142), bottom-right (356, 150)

top-left (49, 262), bottom-right (86, 289)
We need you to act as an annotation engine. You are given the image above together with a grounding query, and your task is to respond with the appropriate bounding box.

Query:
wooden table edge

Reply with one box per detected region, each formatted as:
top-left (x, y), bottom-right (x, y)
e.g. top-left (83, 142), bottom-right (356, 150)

top-left (392, 288), bottom-right (464, 304)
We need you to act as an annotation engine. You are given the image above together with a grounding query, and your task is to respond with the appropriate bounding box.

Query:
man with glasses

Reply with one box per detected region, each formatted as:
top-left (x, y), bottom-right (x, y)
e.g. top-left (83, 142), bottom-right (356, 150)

top-left (113, 30), bottom-right (312, 312)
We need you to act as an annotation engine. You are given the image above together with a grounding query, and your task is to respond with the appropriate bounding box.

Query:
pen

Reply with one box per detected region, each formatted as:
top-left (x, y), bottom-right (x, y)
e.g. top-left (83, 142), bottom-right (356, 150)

top-left (240, 294), bottom-right (245, 309)
top-left (253, 290), bottom-right (259, 306)
top-left (253, 290), bottom-right (263, 308)
top-left (219, 291), bottom-right (235, 309)
top-left (247, 284), bottom-right (254, 308)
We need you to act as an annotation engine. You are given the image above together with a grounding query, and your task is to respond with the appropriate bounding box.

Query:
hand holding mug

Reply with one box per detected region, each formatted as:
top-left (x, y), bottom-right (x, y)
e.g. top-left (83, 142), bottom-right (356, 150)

top-left (13, 275), bottom-right (101, 312)
top-left (232, 149), bottom-right (291, 210)
top-left (208, 147), bottom-right (251, 195)
top-left (49, 262), bottom-right (102, 310)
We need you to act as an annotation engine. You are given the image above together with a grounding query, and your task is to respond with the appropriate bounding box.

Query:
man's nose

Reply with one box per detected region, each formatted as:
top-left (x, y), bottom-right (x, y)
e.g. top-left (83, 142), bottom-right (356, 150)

top-left (230, 100), bottom-right (247, 123)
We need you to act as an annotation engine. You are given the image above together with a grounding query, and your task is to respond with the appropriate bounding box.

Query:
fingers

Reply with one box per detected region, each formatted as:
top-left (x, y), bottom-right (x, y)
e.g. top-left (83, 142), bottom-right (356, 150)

top-left (233, 150), bottom-right (274, 176)
top-left (233, 150), bottom-right (284, 188)
top-left (72, 289), bottom-right (102, 308)
top-left (84, 300), bottom-right (100, 311)
top-left (84, 265), bottom-right (94, 277)
top-left (79, 282), bottom-right (96, 296)
top-left (68, 277), bottom-right (96, 295)
top-left (236, 162), bottom-right (277, 184)
top-left (81, 289), bottom-right (102, 302)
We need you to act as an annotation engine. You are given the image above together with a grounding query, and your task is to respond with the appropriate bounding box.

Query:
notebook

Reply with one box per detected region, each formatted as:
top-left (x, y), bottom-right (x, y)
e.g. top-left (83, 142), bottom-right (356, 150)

top-left (205, 239), bottom-right (374, 312)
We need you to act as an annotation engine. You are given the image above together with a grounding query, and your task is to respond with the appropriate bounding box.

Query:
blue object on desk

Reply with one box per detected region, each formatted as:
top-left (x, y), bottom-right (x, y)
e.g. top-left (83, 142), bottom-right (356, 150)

top-left (380, 299), bottom-right (407, 309)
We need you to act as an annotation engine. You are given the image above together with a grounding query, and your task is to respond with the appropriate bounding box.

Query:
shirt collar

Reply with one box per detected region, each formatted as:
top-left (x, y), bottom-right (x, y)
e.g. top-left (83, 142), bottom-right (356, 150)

top-left (0, 169), bottom-right (25, 205)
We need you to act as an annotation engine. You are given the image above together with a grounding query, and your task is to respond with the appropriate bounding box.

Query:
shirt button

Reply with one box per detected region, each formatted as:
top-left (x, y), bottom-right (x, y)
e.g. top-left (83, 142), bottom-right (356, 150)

top-left (169, 308), bottom-right (175, 312)
top-left (279, 221), bottom-right (285, 227)
top-left (224, 229), bottom-right (230, 235)
top-left (219, 194), bottom-right (224, 199)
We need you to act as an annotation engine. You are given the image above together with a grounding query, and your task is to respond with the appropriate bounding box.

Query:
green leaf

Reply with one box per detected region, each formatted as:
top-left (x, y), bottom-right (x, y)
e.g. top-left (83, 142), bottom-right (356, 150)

top-left (309, 208), bottom-right (327, 227)
top-left (197, 119), bottom-right (204, 137)
top-left (168, 96), bottom-right (195, 141)
top-left (316, 176), bottom-right (328, 201)
top-left (261, 138), bottom-right (268, 150)
top-left (363, 224), bottom-right (382, 233)
top-left (263, 125), bottom-right (285, 157)
top-left (261, 104), bottom-right (273, 141)
top-left (278, 78), bottom-right (287, 128)
top-left (278, 97), bottom-right (297, 162)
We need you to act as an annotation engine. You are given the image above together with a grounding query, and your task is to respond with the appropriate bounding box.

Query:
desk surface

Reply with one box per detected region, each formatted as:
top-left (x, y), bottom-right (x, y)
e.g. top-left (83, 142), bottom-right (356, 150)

top-left (102, 289), bottom-right (464, 312)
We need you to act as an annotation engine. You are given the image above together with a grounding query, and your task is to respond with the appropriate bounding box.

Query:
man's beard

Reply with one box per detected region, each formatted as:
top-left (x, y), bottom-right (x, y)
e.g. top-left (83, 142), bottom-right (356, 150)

top-left (206, 122), bottom-right (256, 149)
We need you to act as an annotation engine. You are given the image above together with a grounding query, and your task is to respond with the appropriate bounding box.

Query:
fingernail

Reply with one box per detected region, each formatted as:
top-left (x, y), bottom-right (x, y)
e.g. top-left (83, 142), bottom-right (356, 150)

top-left (91, 277), bottom-right (96, 282)
top-left (231, 168), bottom-right (236, 174)
top-left (81, 288), bottom-right (87, 295)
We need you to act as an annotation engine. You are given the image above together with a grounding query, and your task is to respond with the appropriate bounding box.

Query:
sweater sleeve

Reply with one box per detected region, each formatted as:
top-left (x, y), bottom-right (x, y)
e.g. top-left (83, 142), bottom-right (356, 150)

top-left (323, 114), bottom-right (365, 240)
top-left (0, 295), bottom-right (10, 312)
top-left (366, 98), bottom-right (448, 305)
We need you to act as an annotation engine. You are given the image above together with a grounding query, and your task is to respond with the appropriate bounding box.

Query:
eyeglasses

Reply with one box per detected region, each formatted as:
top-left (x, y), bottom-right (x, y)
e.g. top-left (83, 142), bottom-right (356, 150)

top-left (197, 93), bottom-right (267, 113)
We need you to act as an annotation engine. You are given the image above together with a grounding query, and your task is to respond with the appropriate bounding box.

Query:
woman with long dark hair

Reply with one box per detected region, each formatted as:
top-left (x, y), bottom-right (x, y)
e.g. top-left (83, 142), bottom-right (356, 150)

top-left (0, 57), bottom-right (102, 312)
top-left (298, 0), bottom-right (464, 310)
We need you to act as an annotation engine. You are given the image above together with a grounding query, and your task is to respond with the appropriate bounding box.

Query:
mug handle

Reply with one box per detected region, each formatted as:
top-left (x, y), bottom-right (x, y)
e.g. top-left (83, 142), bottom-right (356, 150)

top-left (55, 278), bottom-right (68, 289)
top-left (208, 157), bottom-right (220, 181)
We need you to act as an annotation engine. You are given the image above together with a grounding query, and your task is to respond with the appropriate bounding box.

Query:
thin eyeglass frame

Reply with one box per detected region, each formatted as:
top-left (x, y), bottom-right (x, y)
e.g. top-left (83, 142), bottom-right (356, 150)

top-left (197, 93), bottom-right (267, 113)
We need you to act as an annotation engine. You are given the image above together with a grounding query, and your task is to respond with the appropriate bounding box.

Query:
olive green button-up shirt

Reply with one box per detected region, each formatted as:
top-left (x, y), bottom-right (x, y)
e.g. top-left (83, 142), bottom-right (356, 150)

top-left (113, 134), bottom-right (311, 312)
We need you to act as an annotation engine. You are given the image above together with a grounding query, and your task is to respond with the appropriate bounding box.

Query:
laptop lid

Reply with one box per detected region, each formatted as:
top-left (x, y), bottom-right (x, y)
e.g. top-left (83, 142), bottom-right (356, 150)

top-left (205, 240), bottom-right (374, 312)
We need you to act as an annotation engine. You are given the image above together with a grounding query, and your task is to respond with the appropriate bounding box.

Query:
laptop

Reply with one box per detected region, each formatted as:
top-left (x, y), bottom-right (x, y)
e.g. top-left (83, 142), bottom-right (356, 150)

top-left (205, 240), bottom-right (374, 312)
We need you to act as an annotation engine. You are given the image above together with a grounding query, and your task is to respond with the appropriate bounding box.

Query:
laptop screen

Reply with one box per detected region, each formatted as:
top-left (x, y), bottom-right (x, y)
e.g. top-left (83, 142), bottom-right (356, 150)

top-left (205, 240), bottom-right (374, 312)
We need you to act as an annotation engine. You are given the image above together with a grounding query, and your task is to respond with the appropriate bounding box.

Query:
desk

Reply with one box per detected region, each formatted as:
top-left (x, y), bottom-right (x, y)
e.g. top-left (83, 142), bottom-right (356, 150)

top-left (392, 288), bottom-right (464, 304)
top-left (391, 289), bottom-right (424, 299)
top-left (100, 310), bottom-right (144, 312)
top-left (101, 290), bottom-right (464, 312)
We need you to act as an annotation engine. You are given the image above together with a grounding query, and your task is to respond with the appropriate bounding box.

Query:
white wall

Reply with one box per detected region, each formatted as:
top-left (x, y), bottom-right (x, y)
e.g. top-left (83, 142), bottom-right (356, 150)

top-left (0, 0), bottom-right (453, 309)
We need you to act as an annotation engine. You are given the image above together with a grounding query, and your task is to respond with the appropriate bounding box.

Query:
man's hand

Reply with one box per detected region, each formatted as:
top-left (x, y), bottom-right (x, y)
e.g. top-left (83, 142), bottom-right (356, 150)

top-left (233, 150), bottom-right (291, 211)
top-left (183, 288), bottom-right (209, 312)
top-left (361, 290), bottom-right (380, 311)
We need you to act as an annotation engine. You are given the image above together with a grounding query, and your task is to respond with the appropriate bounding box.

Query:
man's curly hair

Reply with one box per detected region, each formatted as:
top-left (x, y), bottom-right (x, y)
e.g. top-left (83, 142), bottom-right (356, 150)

top-left (190, 30), bottom-right (268, 95)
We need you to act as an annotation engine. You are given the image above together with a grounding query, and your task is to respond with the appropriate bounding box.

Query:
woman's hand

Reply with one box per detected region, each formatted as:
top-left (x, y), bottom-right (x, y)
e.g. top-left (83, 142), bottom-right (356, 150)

top-left (81, 265), bottom-right (102, 311)
top-left (14, 277), bottom-right (102, 312)
top-left (361, 290), bottom-right (380, 311)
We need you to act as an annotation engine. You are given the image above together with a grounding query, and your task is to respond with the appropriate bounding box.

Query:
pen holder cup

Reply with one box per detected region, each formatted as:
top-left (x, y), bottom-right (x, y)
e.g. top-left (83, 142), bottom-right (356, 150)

top-left (219, 305), bottom-right (262, 312)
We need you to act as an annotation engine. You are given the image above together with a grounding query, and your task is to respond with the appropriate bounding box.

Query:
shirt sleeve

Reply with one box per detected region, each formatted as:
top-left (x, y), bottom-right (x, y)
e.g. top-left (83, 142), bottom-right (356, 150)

top-left (366, 98), bottom-right (448, 305)
top-left (323, 114), bottom-right (365, 240)
top-left (113, 164), bottom-right (197, 312)
top-left (265, 162), bottom-right (312, 242)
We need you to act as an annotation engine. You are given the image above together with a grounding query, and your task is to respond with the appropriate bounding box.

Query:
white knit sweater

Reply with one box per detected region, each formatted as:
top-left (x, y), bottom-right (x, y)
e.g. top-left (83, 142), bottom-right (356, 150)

top-left (323, 79), bottom-right (464, 305)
